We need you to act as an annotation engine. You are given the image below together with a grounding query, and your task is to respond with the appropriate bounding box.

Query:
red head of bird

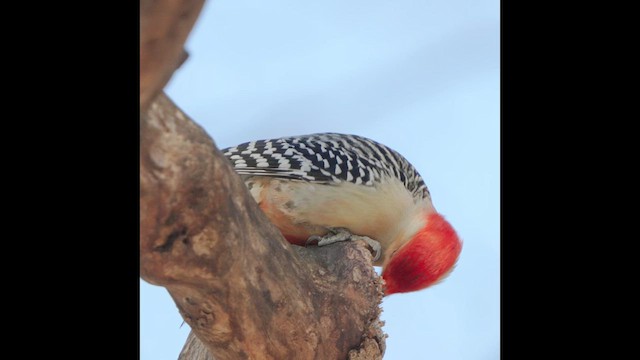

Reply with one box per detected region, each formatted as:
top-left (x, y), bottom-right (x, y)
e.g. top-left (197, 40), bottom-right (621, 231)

top-left (382, 213), bottom-right (462, 295)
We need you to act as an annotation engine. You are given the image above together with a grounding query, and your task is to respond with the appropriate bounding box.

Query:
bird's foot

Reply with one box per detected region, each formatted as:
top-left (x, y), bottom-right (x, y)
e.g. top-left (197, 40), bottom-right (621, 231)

top-left (306, 227), bottom-right (381, 261)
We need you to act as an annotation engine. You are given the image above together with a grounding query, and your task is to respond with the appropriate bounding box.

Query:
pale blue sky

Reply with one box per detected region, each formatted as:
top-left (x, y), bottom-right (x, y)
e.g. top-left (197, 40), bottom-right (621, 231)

top-left (140, 1), bottom-right (499, 359)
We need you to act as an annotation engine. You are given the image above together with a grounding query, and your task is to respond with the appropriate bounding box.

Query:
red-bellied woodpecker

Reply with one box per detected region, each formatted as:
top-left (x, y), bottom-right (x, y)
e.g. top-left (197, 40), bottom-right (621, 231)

top-left (222, 133), bottom-right (462, 295)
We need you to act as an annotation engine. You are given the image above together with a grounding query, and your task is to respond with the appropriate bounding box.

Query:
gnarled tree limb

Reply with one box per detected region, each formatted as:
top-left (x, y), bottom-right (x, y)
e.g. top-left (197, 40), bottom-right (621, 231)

top-left (140, 0), bottom-right (205, 112)
top-left (140, 93), bottom-right (386, 359)
top-left (140, 0), bottom-right (387, 358)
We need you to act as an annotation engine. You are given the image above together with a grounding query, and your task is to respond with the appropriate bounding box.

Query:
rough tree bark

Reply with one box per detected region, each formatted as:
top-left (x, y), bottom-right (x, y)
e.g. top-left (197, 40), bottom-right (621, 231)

top-left (140, 1), bottom-right (387, 359)
top-left (141, 94), bottom-right (386, 359)
top-left (140, 0), bottom-right (205, 112)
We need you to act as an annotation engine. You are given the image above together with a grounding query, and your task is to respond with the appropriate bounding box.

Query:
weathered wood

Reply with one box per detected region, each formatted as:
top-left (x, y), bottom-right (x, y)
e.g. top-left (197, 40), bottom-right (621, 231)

top-left (140, 0), bottom-right (205, 112)
top-left (179, 332), bottom-right (216, 360)
top-left (140, 93), bottom-right (386, 359)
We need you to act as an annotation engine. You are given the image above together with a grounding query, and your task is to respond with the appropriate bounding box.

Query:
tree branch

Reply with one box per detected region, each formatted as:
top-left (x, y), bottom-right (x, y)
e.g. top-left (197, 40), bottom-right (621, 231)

top-left (140, 93), bottom-right (386, 359)
top-left (140, 0), bottom-right (205, 112)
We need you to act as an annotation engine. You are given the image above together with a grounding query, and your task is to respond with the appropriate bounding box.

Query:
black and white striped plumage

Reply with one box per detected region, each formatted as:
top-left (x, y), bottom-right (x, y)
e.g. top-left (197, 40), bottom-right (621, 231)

top-left (222, 133), bottom-right (430, 201)
top-left (221, 132), bottom-right (462, 294)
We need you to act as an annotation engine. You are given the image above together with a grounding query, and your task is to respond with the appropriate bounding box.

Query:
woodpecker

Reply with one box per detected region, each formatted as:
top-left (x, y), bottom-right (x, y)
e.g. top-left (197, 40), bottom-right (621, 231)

top-left (222, 133), bottom-right (462, 295)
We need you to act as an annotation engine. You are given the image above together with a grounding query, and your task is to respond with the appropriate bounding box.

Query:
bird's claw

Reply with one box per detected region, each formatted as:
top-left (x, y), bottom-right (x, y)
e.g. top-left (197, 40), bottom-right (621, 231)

top-left (305, 228), bottom-right (381, 261)
top-left (353, 235), bottom-right (382, 262)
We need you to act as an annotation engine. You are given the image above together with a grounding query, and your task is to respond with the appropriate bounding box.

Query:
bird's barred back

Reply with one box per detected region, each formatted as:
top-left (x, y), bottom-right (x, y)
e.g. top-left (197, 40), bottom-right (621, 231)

top-left (222, 133), bottom-right (430, 200)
